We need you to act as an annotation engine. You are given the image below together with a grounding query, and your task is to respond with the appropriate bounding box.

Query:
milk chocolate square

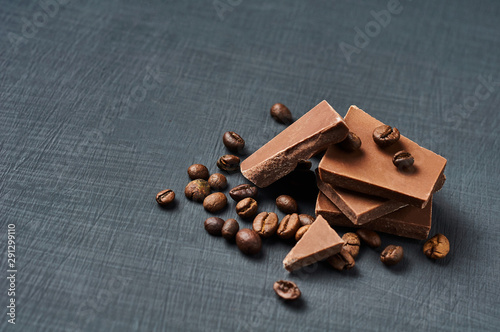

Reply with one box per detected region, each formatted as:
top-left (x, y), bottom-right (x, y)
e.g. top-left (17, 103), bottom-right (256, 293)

top-left (318, 105), bottom-right (446, 208)
top-left (241, 101), bottom-right (348, 188)
top-left (315, 192), bottom-right (432, 240)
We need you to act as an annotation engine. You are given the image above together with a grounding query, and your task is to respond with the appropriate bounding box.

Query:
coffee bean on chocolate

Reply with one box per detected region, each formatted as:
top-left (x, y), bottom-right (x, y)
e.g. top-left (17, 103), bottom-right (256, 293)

top-left (203, 192), bottom-right (227, 213)
top-left (295, 160), bottom-right (312, 171)
top-left (235, 229), bottom-right (262, 255)
top-left (217, 154), bottom-right (240, 172)
top-left (222, 218), bottom-right (239, 240)
top-left (342, 232), bottom-right (360, 259)
top-left (223, 131), bottom-right (245, 153)
top-left (276, 195), bottom-right (298, 214)
top-left (380, 245), bottom-right (404, 266)
top-left (273, 280), bottom-right (301, 300)
top-left (423, 234), bottom-right (450, 259)
top-left (204, 217), bottom-right (225, 236)
top-left (372, 125), bottom-right (400, 147)
top-left (356, 229), bottom-right (381, 248)
top-left (155, 189), bottom-right (175, 206)
top-left (252, 212), bottom-right (279, 238)
top-left (208, 173), bottom-right (227, 191)
top-left (298, 214), bottom-right (315, 226)
top-left (229, 184), bottom-right (258, 201)
top-left (236, 197), bottom-right (258, 219)
top-left (393, 150), bottom-right (414, 169)
top-left (327, 247), bottom-right (355, 271)
top-left (277, 213), bottom-right (301, 240)
top-left (336, 131), bottom-right (362, 152)
top-left (270, 103), bottom-right (293, 125)
top-left (185, 179), bottom-right (211, 202)
top-left (187, 164), bottom-right (209, 180)
top-left (295, 225), bottom-right (310, 241)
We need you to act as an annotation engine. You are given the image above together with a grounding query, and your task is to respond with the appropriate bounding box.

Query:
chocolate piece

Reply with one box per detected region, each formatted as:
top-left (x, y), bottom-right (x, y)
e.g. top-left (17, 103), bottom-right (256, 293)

top-left (315, 192), bottom-right (431, 240)
top-left (241, 101), bottom-right (348, 188)
top-left (317, 173), bottom-right (407, 225)
top-left (318, 106), bottom-right (446, 208)
top-left (283, 215), bottom-right (344, 272)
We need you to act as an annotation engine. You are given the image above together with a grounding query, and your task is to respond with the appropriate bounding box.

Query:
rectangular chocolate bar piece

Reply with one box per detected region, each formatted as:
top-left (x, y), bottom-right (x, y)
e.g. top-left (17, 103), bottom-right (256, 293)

top-left (241, 101), bottom-right (348, 188)
top-left (318, 105), bottom-right (446, 208)
top-left (315, 192), bottom-right (432, 240)
top-left (316, 174), bottom-right (407, 225)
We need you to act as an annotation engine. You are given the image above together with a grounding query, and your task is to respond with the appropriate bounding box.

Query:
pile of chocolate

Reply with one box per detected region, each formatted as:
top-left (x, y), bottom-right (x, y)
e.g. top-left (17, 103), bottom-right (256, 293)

top-left (157, 101), bottom-right (451, 300)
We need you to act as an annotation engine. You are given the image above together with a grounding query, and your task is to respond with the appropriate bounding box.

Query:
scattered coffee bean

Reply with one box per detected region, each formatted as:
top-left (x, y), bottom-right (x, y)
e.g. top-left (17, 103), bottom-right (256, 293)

top-left (203, 192), bottom-right (227, 213)
top-left (229, 184), bottom-right (258, 201)
top-left (423, 234), bottom-right (450, 259)
top-left (295, 225), bottom-right (310, 241)
top-left (223, 131), bottom-right (245, 153)
top-left (298, 214), bottom-right (315, 226)
top-left (252, 212), bottom-right (279, 238)
top-left (380, 245), bottom-right (404, 266)
top-left (372, 125), bottom-right (400, 147)
top-left (185, 179), bottom-right (211, 202)
top-left (236, 197), bottom-right (258, 219)
top-left (208, 173), bottom-right (227, 191)
top-left (277, 213), bottom-right (301, 240)
top-left (336, 131), bottom-right (362, 152)
top-left (187, 164), bottom-right (209, 180)
top-left (433, 174), bottom-right (446, 193)
top-left (295, 160), bottom-right (312, 171)
top-left (222, 218), bottom-right (239, 240)
top-left (235, 229), bottom-right (262, 255)
top-left (270, 103), bottom-right (293, 125)
top-left (155, 189), bottom-right (175, 206)
top-left (276, 195), bottom-right (298, 214)
top-left (217, 154), bottom-right (240, 172)
top-left (393, 150), bottom-right (414, 169)
top-left (204, 217), bottom-right (225, 236)
top-left (356, 229), bottom-right (381, 248)
top-left (342, 232), bottom-right (360, 259)
top-left (327, 247), bottom-right (355, 271)
top-left (273, 280), bottom-right (301, 300)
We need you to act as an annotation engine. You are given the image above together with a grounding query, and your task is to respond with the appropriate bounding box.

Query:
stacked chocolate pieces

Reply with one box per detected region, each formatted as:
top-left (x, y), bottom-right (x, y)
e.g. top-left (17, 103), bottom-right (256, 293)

top-left (316, 105), bottom-right (446, 240)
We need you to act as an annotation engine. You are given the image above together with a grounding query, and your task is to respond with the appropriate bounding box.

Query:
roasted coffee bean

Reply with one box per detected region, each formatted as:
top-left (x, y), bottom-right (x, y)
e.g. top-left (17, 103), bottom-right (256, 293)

top-left (203, 192), bottom-right (227, 213)
top-left (270, 103), bottom-right (293, 125)
top-left (222, 218), bottom-right (239, 240)
top-left (356, 229), bottom-right (381, 248)
top-left (185, 179), bottom-right (211, 202)
top-left (393, 150), bottom-right (414, 169)
top-left (342, 232), bottom-right (360, 259)
top-left (433, 174), bottom-right (446, 193)
top-left (208, 173), bottom-right (227, 191)
top-left (276, 195), bottom-right (298, 214)
top-left (295, 160), bottom-right (312, 171)
top-left (327, 247), bottom-right (355, 271)
top-left (252, 212), bottom-right (279, 238)
top-left (273, 280), bottom-right (301, 300)
top-left (380, 245), bottom-right (404, 266)
top-left (235, 197), bottom-right (258, 219)
top-left (336, 131), bottom-right (362, 152)
top-left (235, 229), bottom-right (262, 255)
top-left (217, 154), bottom-right (240, 172)
top-left (277, 213), bottom-right (301, 240)
top-left (229, 184), bottom-right (258, 201)
top-left (204, 217), bottom-right (225, 236)
top-left (373, 125), bottom-right (400, 147)
top-left (187, 164), bottom-right (209, 180)
top-left (298, 214), bottom-right (315, 226)
top-left (223, 131), bottom-right (245, 153)
top-left (423, 234), bottom-right (450, 259)
top-left (295, 225), bottom-right (310, 241)
top-left (155, 189), bottom-right (175, 206)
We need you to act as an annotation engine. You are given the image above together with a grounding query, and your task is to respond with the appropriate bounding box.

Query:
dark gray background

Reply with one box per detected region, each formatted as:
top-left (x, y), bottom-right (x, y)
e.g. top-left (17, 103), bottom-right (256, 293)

top-left (1, 0), bottom-right (499, 331)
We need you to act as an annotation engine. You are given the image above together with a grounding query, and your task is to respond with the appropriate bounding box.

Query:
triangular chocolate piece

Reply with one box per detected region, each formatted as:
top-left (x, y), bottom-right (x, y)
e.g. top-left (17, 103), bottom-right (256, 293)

top-left (283, 215), bottom-right (344, 272)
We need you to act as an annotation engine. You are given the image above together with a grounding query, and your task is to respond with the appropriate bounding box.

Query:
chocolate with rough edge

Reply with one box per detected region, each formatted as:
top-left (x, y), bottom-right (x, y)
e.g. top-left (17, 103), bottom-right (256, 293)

top-left (241, 101), bottom-right (348, 188)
